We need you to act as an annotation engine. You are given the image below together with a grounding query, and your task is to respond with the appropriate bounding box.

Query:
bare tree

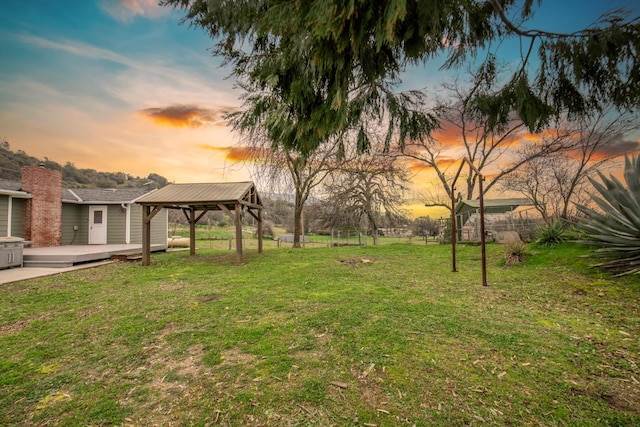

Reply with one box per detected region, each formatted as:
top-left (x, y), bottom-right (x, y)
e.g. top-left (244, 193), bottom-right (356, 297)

top-left (243, 136), bottom-right (344, 248)
top-left (403, 75), bottom-right (570, 211)
top-left (320, 148), bottom-right (410, 245)
top-left (502, 109), bottom-right (640, 222)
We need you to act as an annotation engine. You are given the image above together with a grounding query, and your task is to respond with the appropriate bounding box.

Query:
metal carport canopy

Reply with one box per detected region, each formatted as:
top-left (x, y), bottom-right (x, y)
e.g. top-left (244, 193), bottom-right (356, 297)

top-left (135, 181), bottom-right (263, 265)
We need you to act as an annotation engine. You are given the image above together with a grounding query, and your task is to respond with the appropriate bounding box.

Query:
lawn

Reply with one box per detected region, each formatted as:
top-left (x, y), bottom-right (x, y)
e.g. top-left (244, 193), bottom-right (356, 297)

top-left (1, 242), bottom-right (639, 426)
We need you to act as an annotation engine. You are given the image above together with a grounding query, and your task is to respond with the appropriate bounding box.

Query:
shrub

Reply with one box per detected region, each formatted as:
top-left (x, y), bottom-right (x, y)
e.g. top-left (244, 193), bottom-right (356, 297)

top-left (504, 241), bottom-right (527, 266)
top-left (535, 220), bottom-right (569, 246)
top-left (576, 155), bottom-right (640, 276)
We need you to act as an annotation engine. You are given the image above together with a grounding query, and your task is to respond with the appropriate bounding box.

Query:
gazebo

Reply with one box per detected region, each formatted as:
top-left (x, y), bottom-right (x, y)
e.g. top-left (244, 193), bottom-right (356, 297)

top-left (136, 181), bottom-right (263, 265)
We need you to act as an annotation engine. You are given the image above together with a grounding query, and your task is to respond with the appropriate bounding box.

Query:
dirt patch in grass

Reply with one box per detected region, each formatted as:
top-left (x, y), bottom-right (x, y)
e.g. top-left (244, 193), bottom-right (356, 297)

top-left (337, 257), bottom-right (375, 265)
top-left (157, 280), bottom-right (190, 292)
top-left (219, 348), bottom-right (257, 366)
top-left (601, 379), bottom-right (640, 414)
top-left (77, 307), bottom-right (102, 318)
top-left (351, 362), bottom-right (389, 408)
top-left (571, 377), bottom-right (640, 414)
top-left (0, 312), bottom-right (51, 337)
top-left (199, 294), bottom-right (224, 303)
top-left (46, 281), bottom-right (69, 290)
top-left (128, 342), bottom-right (209, 426)
top-left (124, 326), bottom-right (210, 424)
top-left (0, 319), bottom-right (31, 337)
top-left (149, 343), bottom-right (205, 379)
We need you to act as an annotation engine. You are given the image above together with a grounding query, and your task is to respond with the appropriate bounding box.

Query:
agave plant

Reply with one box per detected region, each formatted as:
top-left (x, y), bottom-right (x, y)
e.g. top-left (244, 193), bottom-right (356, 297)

top-left (535, 220), bottom-right (568, 246)
top-left (575, 155), bottom-right (640, 275)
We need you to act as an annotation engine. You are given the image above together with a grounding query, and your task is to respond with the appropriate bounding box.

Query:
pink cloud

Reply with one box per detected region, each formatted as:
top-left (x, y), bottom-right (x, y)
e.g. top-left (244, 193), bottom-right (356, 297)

top-left (99, 0), bottom-right (169, 23)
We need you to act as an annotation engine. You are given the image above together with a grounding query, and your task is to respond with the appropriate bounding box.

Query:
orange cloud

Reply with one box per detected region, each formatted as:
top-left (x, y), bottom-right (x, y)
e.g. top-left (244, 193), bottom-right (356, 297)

top-left (431, 122), bottom-right (463, 147)
top-left (406, 156), bottom-right (458, 173)
top-left (195, 144), bottom-right (268, 162)
top-left (407, 159), bottom-right (426, 173)
top-left (435, 157), bottom-right (459, 168)
top-left (137, 105), bottom-right (233, 128)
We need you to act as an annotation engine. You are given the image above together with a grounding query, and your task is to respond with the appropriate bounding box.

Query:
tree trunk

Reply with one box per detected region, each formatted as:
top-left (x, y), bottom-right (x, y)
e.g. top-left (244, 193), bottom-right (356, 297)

top-left (366, 209), bottom-right (380, 246)
top-left (292, 195), bottom-right (303, 248)
top-left (371, 227), bottom-right (379, 245)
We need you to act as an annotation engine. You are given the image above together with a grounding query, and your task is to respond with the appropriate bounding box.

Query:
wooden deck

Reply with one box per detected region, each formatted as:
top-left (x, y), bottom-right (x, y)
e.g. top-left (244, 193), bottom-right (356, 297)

top-left (23, 244), bottom-right (167, 268)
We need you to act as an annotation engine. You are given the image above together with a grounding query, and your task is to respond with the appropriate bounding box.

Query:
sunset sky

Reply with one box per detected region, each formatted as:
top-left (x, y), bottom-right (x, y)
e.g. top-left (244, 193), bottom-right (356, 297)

top-left (1, 0), bottom-right (638, 216)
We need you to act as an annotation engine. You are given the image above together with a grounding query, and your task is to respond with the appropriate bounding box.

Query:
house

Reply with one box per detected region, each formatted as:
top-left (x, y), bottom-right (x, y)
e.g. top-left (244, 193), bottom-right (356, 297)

top-left (0, 165), bottom-right (167, 248)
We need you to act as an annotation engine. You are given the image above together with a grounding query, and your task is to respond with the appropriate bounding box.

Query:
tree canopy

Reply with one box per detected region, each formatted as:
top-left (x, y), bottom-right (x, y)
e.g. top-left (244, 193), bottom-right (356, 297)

top-left (165, 0), bottom-right (640, 154)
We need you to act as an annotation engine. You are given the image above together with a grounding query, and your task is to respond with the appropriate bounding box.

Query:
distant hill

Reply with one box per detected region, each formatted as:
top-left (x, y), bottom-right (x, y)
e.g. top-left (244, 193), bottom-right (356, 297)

top-left (0, 142), bottom-right (168, 189)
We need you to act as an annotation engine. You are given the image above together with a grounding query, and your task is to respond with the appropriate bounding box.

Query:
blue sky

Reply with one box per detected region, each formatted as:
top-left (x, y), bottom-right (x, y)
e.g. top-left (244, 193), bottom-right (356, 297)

top-left (1, 0), bottom-right (242, 183)
top-left (0, 0), bottom-right (638, 190)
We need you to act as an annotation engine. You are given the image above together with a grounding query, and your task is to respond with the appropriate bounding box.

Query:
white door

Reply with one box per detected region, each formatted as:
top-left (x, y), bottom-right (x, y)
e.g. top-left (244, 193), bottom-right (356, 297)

top-left (89, 206), bottom-right (108, 244)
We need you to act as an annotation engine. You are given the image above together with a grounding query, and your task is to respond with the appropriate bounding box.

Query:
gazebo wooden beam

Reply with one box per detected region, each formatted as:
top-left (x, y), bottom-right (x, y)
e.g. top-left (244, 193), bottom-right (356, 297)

top-left (257, 208), bottom-right (263, 254)
top-left (189, 207), bottom-right (196, 256)
top-left (218, 203), bottom-right (233, 218)
top-left (142, 204), bottom-right (163, 266)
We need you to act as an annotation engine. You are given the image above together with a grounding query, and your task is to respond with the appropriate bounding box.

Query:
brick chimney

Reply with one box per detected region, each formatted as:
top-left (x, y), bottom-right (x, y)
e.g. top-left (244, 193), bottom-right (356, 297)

top-left (21, 165), bottom-right (63, 247)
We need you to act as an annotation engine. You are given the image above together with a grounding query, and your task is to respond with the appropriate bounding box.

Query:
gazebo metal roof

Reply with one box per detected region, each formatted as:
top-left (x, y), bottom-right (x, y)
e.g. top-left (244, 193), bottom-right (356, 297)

top-left (135, 182), bottom-right (261, 207)
top-left (455, 198), bottom-right (533, 215)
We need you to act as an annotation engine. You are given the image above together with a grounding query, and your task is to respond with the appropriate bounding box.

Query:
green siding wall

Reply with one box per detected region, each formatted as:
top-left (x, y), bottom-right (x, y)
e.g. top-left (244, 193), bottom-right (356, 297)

top-left (151, 209), bottom-right (168, 245)
top-left (129, 204), bottom-right (143, 243)
top-left (129, 204), bottom-right (168, 245)
top-left (0, 196), bottom-right (26, 238)
top-left (11, 198), bottom-right (24, 237)
top-left (0, 196), bottom-right (8, 236)
top-left (61, 204), bottom-right (88, 245)
top-left (106, 205), bottom-right (127, 244)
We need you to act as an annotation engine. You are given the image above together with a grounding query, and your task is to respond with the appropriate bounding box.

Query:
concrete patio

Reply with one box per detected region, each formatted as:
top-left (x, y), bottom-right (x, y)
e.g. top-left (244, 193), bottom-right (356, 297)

top-left (0, 244), bottom-right (168, 285)
top-left (0, 260), bottom-right (115, 285)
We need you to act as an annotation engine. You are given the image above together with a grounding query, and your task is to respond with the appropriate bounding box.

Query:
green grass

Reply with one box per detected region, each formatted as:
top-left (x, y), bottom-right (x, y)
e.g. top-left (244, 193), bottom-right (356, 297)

top-left (1, 242), bottom-right (639, 426)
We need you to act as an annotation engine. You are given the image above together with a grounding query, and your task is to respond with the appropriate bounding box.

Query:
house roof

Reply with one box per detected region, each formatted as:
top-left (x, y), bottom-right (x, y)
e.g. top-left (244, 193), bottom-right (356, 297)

top-left (456, 198), bottom-right (533, 215)
top-left (0, 174), bottom-right (152, 203)
top-left (136, 182), bottom-right (262, 209)
top-left (0, 179), bottom-right (30, 198)
top-left (63, 187), bottom-right (153, 204)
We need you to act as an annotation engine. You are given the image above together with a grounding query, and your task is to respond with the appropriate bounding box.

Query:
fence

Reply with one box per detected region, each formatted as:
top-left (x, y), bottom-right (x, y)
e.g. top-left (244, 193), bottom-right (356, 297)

top-left (459, 212), bottom-right (540, 242)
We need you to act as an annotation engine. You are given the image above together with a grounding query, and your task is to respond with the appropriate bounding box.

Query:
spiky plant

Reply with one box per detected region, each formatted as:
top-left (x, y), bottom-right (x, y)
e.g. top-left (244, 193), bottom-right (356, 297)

top-left (535, 220), bottom-right (569, 246)
top-left (575, 155), bottom-right (640, 276)
top-left (504, 241), bottom-right (527, 266)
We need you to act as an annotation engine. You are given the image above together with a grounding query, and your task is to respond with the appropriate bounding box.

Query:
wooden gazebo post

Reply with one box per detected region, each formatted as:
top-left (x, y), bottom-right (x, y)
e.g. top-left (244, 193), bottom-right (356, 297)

top-left (142, 205), bottom-right (151, 266)
top-left (257, 207), bottom-right (263, 254)
top-left (141, 204), bottom-right (162, 266)
top-left (189, 207), bottom-right (196, 256)
top-left (235, 203), bottom-right (243, 264)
